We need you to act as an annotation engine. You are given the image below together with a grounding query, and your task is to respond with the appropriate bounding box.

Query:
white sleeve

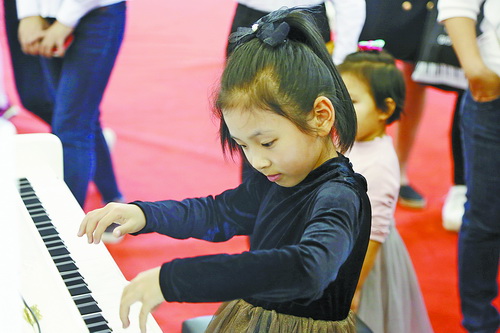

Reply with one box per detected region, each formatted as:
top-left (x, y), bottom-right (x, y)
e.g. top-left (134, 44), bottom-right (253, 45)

top-left (56, 0), bottom-right (103, 27)
top-left (16, 0), bottom-right (41, 19)
top-left (437, 0), bottom-right (483, 22)
top-left (329, 0), bottom-right (366, 65)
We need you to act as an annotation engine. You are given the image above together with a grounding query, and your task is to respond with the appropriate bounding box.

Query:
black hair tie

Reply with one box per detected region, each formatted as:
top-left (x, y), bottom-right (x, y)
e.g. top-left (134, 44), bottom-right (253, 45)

top-left (229, 7), bottom-right (291, 48)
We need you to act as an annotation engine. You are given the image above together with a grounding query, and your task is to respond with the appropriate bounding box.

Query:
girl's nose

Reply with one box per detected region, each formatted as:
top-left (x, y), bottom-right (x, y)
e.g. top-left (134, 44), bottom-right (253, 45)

top-left (247, 152), bottom-right (271, 171)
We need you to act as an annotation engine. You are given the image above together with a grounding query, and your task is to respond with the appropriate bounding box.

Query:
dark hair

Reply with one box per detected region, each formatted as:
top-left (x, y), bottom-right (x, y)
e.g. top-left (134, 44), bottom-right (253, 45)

top-left (337, 50), bottom-right (405, 124)
top-left (212, 7), bottom-right (356, 156)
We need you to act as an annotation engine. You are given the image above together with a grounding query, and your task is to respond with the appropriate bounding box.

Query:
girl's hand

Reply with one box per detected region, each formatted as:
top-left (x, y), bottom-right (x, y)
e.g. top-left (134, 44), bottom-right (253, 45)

top-left (120, 267), bottom-right (164, 332)
top-left (77, 203), bottom-right (147, 244)
top-left (18, 16), bottom-right (48, 55)
top-left (38, 20), bottom-right (74, 58)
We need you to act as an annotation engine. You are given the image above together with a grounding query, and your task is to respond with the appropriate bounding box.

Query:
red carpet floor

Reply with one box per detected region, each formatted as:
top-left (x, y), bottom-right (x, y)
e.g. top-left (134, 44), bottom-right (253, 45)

top-left (3, 1), bottom-right (497, 332)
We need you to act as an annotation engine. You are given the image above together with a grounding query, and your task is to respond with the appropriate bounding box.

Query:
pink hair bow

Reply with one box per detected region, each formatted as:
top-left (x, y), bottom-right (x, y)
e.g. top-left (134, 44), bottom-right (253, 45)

top-left (358, 39), bottom-right (385, 52)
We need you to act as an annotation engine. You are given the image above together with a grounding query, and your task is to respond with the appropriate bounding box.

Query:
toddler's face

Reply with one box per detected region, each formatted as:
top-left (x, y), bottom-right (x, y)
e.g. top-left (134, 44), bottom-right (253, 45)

top-left (222, 107), bottom-right (330, 187)
top-left (342, 73), bottom-right (387, 141)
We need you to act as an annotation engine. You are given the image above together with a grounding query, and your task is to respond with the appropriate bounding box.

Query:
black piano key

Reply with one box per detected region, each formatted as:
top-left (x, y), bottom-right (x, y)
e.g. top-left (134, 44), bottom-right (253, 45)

top-left (57, 262), bottom-right (79, 273)
top-left (38, 227), bottom-right (58, 237)
top-left (74, 295), bottom-right (96, 306)
top-left (68, 285), bottom-right (92, 297)
top-left (84, 314), bottom-right (109, 325)
top-left (54, 256), bottom-right (73, 265)
top-left (78, 303), bottom-right (102, 315)
top-left (49, 247), bottom-right (70, 257)
top-left (65, 278), bottom-right (87, 288)
top-left (22, 197), bottom-right (42, 206)
top-left (32, 214), bottom-right (52, 223)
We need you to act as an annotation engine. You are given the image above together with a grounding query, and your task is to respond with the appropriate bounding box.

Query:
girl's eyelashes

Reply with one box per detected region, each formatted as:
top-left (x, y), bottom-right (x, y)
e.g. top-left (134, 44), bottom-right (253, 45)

top-left (261, 140), bottom-right (276, 148)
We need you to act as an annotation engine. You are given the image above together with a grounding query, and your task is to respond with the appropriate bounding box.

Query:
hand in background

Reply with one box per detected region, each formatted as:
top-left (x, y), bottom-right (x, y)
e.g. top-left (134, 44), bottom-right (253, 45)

top-left (467, 66), bottom-right (500, 102)
top-left (18, 16), bottom-right (48, 55)
top-left (77, 203), bottom-right (147, 244)
top-left (350, 288), bottom-right (361, 312)
top-left (120, 267), bottom-right (164, 333)
top-left (38, 20), bottom-right (74, 58)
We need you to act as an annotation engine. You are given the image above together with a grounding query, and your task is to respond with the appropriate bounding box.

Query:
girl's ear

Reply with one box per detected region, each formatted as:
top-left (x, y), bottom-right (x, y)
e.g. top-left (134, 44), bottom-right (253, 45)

top-left (310, 96), bottom-right (335, 137)
top-left (380, 97), bottom-right (396, 121)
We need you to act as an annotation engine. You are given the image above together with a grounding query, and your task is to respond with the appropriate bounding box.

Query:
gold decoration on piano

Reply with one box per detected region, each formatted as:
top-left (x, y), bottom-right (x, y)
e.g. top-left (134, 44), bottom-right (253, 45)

top-left (23, 303), bottom-right (42, 331)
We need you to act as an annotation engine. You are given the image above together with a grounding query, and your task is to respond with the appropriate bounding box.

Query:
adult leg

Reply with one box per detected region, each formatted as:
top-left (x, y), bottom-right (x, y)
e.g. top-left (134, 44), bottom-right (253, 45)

top-left (396, 61), bottom-right (427, 208)
top-left (93, 123), bottom-right (123, 203)
top-left (458, 91), bottom-right (500, 333)
top-left (47, 3), bottom-right (126, 207)
top-left (3, 0), bottom-right (54, 124)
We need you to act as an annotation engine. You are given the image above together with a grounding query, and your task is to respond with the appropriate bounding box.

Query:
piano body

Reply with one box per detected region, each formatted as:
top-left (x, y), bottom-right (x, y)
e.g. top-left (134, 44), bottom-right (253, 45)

top-left (3, 127), bottom-right (162, 332)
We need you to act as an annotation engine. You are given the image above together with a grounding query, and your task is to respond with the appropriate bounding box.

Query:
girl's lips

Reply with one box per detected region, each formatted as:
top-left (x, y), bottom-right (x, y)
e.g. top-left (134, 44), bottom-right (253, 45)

top-left (267, 174), bottom-right (281, 182)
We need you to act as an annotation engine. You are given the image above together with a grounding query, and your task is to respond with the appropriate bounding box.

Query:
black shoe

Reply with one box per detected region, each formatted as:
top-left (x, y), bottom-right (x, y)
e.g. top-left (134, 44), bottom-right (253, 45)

top-left (399, 185), bottom-right (426, 209)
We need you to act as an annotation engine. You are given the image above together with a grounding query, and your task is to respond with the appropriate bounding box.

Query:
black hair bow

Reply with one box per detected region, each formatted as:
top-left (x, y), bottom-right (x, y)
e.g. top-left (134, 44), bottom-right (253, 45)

top-left (229, 7), bottom-right (291, 47)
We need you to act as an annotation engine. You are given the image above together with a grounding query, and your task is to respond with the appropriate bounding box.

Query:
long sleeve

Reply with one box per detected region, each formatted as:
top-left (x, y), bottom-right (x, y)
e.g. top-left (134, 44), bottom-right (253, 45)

top-left (437, 0), bottom-right (484, 22)
top-left (133, 176), bottom-right (268, 242)
top-left (16, 0), bottom-right (41, 19)
top-left (330, 0), bottom-right (366, 65)
top-left (158, 184), bottom-right (362, 305)
top-left (16, 0), bottom-right (123, 27)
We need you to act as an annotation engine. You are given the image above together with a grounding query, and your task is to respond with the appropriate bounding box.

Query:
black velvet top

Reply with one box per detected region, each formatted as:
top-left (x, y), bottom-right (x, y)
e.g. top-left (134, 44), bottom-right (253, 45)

top-left (133, 155), bottom-right (371, 321)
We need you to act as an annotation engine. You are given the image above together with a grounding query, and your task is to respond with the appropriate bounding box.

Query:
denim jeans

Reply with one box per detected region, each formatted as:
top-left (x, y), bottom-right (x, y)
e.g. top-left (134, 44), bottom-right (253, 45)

top-left (459, 90), bottom-right (500, 333)
top-left (40, 2), bottom-right (126, 206)
top-left (3, 0), bottom-right (54, 123)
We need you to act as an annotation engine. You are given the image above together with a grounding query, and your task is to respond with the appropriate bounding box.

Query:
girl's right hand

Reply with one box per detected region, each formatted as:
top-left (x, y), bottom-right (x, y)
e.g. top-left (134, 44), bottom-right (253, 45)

top-left (77, 203), bottom-right (147, 244)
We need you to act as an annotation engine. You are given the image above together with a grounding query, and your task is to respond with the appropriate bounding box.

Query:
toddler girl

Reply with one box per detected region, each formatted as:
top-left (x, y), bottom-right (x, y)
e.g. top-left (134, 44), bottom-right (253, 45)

top-left (339, 47), bottom-right (434, 333)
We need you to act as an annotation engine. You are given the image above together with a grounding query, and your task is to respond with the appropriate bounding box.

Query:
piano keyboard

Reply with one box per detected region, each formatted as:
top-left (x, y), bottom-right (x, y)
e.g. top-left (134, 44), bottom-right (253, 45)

top-left (411, 61), bottom-right (468, 91)
top-left (19, 177), bottom-right (112, 333)
top-left (16, 174), bottom-right (162, 332)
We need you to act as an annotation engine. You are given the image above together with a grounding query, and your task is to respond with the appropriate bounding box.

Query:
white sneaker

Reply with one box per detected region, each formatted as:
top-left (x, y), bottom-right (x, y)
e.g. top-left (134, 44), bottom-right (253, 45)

top-left (102, 127), bottom-right (116, 151)
top-left (442, 185), bottom-right (467, 232)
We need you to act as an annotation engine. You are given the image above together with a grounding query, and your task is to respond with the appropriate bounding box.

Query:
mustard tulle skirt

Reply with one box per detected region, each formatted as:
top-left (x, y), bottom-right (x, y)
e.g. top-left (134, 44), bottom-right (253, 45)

top-left (205, 299), bottom-right (356, 333)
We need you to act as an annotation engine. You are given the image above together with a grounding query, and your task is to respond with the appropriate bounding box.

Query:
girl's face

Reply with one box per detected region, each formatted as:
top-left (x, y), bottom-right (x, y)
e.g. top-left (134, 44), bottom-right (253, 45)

top-left (223, 107), bottom-right (336, 187)
top-left (341, 73), bottom-right (388, 142)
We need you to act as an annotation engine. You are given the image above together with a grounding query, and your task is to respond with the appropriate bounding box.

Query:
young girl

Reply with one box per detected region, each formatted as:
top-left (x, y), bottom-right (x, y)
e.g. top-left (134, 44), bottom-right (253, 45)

top-left (78, 7), bottom-right (371, 333)
top-left (338, 48), bottom-right (434, 333)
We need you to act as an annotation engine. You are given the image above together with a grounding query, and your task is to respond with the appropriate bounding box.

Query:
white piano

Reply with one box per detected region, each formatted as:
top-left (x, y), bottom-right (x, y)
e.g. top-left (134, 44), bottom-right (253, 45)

top-left (2, 123), bottom-right (162, 333)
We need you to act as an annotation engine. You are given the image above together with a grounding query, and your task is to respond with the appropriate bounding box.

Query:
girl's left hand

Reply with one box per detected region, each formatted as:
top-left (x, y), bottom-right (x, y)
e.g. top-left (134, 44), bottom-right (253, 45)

top-left (38, 21), bottom-right (74, 58)
top-left (120, 267), bottom-right (164, 333)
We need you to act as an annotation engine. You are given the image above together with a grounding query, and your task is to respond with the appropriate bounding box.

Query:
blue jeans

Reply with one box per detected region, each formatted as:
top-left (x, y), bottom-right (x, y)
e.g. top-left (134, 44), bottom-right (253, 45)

top-left (3, 0), bottom-right (54, 124)
top-left (39, 3), bottom-right (126, 206)
top-left (459, 90), bottom-right (500, 333)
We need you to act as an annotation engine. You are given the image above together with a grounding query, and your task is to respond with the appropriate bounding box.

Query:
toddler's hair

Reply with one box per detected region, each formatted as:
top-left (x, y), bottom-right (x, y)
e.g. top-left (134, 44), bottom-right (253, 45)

top-left (337, 50), bottom-right (405, 125)
top-left (212, 7), bottom-right (356, 156)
